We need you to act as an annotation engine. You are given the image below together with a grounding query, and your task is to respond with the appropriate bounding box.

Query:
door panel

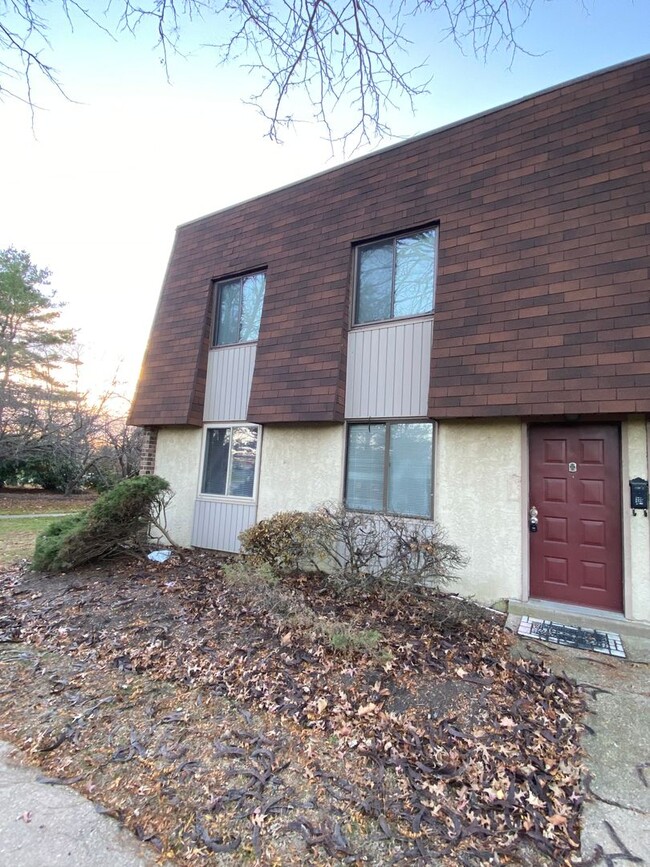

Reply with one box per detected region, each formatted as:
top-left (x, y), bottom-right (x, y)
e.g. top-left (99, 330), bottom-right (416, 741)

top-left (529, 424), bottom-right (622, 612)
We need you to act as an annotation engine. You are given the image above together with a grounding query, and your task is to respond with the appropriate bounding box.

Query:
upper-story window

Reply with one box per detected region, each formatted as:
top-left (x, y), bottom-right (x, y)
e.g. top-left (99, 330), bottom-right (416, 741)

top-left (213, 272), bottom-right (266, 346)
top-left (354, 228), bottom-right (437, 326)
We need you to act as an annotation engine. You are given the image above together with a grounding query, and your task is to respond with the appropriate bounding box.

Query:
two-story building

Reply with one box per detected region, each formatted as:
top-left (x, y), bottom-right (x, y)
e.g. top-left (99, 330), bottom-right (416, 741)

top-left (129, 55), bottom-right (650, 627)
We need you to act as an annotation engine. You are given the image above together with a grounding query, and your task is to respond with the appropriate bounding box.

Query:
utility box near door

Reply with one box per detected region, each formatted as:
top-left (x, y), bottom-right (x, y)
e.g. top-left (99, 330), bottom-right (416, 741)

top-left (629, 478), bottom-right (649, 514)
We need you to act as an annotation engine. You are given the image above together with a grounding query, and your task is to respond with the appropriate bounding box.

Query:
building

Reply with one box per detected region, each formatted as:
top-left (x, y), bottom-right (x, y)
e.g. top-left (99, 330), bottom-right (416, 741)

top-left (129, 56), bottom-right (650, 627)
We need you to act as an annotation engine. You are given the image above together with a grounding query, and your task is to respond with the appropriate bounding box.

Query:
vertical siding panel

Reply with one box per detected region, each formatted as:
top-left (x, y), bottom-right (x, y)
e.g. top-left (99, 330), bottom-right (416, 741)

top-left (345, 319), bottom-right (433, 420)
top-left (406, 325), bottom-right (416, 414)
top-left (412, 325), bottom-right (424, 408)
top-left (204, 344), bottom-right (257, 421)
top-left (223, 349), bottom-right (233, 420)
top-left (191, 499), bottom-right (257, 551)
top-left (395, 325), bottom-right (405, 417)
top-left (421, 322), bottom-right (432, 413)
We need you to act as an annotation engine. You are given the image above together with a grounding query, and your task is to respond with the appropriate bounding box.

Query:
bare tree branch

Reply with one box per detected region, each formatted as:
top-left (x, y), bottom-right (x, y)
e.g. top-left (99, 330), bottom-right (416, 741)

top-left (2, 0), bottom-right (538, 144)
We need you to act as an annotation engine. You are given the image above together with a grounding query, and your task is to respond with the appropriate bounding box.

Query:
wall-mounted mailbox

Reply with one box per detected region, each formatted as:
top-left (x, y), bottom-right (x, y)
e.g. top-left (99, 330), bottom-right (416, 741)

top-left (629, 477), bottom-right (649, 516)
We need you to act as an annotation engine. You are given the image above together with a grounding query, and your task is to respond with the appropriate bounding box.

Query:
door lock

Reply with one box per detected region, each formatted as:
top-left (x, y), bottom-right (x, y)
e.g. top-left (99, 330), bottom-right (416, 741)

top-left (529, 506), bottom-right (539, 533)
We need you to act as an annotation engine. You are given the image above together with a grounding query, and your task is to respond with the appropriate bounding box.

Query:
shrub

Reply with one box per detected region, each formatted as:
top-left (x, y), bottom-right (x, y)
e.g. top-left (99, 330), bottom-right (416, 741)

top-left (32, 474), bottom-right (170, 571)
top-left (238, 510), bottom-right (331, 574)
top-left (239, 505), bottom-right (468, 595)
top-left (319, 505), bottom-right (468, 593)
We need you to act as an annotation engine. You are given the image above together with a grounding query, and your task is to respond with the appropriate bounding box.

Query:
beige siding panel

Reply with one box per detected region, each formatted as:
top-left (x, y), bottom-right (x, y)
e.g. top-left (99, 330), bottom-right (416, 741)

top-left (204, 344), bottom-right (257, 422)
top-left (191, 499), bottom-right (257, 552)
top-left (345, 319), bottom-right (433, 419)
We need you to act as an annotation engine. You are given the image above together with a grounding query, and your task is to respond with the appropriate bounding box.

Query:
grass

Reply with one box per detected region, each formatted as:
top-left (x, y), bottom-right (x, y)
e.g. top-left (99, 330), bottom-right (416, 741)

top-left (0, 516), bottom-right (59, 566)
top-left (0, 489), bottom-right (96, 516)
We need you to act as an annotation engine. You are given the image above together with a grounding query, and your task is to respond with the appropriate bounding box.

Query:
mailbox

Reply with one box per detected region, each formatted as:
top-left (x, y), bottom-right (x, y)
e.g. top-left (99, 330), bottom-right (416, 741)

top-left (629, 477), bottom-right (649, 516)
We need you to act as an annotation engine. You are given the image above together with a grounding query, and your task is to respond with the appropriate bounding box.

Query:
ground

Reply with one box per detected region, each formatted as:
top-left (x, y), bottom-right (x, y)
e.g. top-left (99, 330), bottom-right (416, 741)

top-left (0, 492), bottom-right (586, 865)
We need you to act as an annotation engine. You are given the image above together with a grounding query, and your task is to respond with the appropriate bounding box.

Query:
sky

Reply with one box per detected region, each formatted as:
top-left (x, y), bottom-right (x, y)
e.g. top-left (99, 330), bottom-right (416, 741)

top-left (1, 0), bottom-right (648, 406)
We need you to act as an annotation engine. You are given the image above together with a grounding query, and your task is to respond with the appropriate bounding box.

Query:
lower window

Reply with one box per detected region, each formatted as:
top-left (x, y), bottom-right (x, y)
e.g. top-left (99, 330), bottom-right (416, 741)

top-left (345, 421), bottom-right (434, 518)
top-left (201, 425), bottom-right (259, 498)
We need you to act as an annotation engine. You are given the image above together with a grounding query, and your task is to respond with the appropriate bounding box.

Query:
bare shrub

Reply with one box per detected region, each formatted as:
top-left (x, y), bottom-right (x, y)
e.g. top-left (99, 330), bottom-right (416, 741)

top-left (317, 505), bottom-right (468, 593)
top-left (238, 505), bottom-right (467, 595)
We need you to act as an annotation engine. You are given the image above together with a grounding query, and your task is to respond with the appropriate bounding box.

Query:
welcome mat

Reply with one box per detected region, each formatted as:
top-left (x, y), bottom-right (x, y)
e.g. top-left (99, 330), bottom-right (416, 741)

top-left (517, 616), bottom-right (625, 657)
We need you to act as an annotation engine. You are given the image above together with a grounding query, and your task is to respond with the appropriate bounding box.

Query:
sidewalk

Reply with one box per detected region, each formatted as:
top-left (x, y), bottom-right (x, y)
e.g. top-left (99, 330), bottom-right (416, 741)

top-left (508, 619), bottom-right (650, 865)
top-left (0, 742), bottom-right (157, 866)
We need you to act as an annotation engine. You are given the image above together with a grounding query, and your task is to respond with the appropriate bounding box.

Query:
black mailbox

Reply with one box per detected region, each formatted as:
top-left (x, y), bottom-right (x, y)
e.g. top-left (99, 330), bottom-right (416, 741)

top-left (629, 477), bottom-right (649, 514)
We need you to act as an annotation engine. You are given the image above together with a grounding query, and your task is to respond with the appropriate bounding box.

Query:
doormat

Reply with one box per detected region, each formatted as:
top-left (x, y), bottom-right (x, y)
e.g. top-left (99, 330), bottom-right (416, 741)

top-left (517, 616), bottom-right (625, 657)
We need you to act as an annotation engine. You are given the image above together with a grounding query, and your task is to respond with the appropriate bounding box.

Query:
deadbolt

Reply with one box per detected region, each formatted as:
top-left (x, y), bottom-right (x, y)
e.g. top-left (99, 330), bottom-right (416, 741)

top-left (568, 462), bottom-right (577, 473)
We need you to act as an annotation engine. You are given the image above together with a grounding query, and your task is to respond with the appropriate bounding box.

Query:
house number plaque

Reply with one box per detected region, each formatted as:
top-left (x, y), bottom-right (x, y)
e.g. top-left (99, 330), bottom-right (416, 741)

top-left (568, 462), bottom-right (577, 473)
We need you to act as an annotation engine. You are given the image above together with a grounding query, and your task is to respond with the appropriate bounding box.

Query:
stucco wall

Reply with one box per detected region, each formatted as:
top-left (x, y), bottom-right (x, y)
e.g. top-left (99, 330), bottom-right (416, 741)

top-left (435, 420), bottom-right (524, 605)
top-left (154, 427), bottom-right (203, 547)
top-left (623, 418), bottom-right (650, 623)
top-left (257, 424), bottom-right (344, 520)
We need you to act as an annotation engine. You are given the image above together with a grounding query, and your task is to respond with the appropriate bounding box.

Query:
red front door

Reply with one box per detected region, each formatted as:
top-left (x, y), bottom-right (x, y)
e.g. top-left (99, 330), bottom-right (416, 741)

top-left (529, 424), bottom-right (623, 612)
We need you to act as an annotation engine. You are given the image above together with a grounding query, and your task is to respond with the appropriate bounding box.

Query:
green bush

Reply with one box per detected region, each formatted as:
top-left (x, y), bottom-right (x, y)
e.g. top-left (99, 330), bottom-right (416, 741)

top-left (32, 475), bottom-right (170, 571)
top-left (32, 513), bottom-right (87, 570)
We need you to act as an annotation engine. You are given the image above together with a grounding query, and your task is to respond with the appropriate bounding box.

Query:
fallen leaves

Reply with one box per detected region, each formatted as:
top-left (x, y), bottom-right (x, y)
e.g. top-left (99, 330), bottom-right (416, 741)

top-left (0, 553), bottom-right (587, 864)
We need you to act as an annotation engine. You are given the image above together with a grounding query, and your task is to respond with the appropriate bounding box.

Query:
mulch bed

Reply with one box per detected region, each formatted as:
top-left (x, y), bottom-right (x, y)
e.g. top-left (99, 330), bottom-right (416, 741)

top-left (0, 552), bottom-right (586, 864)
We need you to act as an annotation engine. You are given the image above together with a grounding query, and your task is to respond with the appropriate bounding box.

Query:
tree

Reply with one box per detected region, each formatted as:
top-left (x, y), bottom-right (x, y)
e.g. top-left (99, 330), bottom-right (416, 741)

top-left (2, 0), bottom-right (538, 145)
top-left (0, 247), bottom-right (75, 451)
top-left (0, 247), bottom-right (142, 492)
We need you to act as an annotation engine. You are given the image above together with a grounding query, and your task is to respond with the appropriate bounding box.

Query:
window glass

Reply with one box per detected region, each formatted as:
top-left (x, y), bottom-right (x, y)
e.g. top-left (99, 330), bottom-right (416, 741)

top-left (240, 273), bottom-right (265, 342)
top-left (202, 428), bottom-right (230, 495)
top-left (214, 272), bottom-right (265, 345)
top-left (387, 423), bottom-right (433, 518)
top-left (355, 229), bottom-right (436, 325)
top-left (356, 243), bottom-right (392, 324)
top-left (393, 231), bottom-right (436, 318)
top-left (345, 422), bottom-right (433, 518)
top-left (229, 426), bottom-right (258, 497)
top-left (215, 280), bottom-right (241, 345)
top-left (345, 424), bottom-right (385, 511)
top-left (201, 425), bottom-right (259, 498)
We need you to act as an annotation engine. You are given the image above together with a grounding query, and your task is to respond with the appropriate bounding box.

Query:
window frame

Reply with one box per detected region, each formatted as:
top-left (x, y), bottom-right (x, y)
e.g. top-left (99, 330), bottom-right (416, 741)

top-left (212, 270), bottom-right (266, 347)
top-left (352, 226), bottom-right (438, 327)
top-left (198, 423), bottom-right (262, 502)
top-left (344, 419), bottom-right (435, 519)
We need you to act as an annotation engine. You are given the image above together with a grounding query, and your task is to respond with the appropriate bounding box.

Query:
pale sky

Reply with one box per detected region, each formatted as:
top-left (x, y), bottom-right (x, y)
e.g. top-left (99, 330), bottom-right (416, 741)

top-left (1, 0), bottom-right (648, 404)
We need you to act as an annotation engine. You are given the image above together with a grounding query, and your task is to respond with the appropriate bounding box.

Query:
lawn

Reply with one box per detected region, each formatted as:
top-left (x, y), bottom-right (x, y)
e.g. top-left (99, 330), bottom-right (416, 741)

top-left (0, 551), bottom-right (586, 865)
top-left (0, 515), bottom-right (58, 565)
top-left (0, 489), bottom-right (96, 567)
top-left (0, 488), bottom-right (96, 515)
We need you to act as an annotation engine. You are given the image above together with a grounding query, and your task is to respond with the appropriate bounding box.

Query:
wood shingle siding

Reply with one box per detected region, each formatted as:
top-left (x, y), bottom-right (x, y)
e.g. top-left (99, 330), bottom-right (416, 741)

top-left (129, 57), bottom-right (650, 427)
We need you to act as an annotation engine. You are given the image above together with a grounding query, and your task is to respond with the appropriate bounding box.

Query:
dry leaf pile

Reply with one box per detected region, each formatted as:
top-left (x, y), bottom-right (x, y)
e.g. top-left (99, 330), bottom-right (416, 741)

top-left (0, 552), bottom-right (586, 865)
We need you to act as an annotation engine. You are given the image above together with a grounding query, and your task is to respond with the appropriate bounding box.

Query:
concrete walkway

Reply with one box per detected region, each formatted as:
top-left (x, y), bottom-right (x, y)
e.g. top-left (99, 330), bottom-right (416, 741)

top-left (0, 742), bottom-right (157, 866)
top-left (508, 617), bottom-right (650, 865)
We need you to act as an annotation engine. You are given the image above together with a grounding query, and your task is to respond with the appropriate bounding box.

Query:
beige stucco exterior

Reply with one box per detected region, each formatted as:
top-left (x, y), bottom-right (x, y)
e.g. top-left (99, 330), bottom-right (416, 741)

top-left (150, 417), bottom-right (649, 626)
top-left (257, 424), bottom-right (345, 520)
top-left (622, 417), bottom-right (650, 623)
top-left (434, 419), bottom-right (525, 605)
top-left (154, 427), bottom-right (203, 547)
